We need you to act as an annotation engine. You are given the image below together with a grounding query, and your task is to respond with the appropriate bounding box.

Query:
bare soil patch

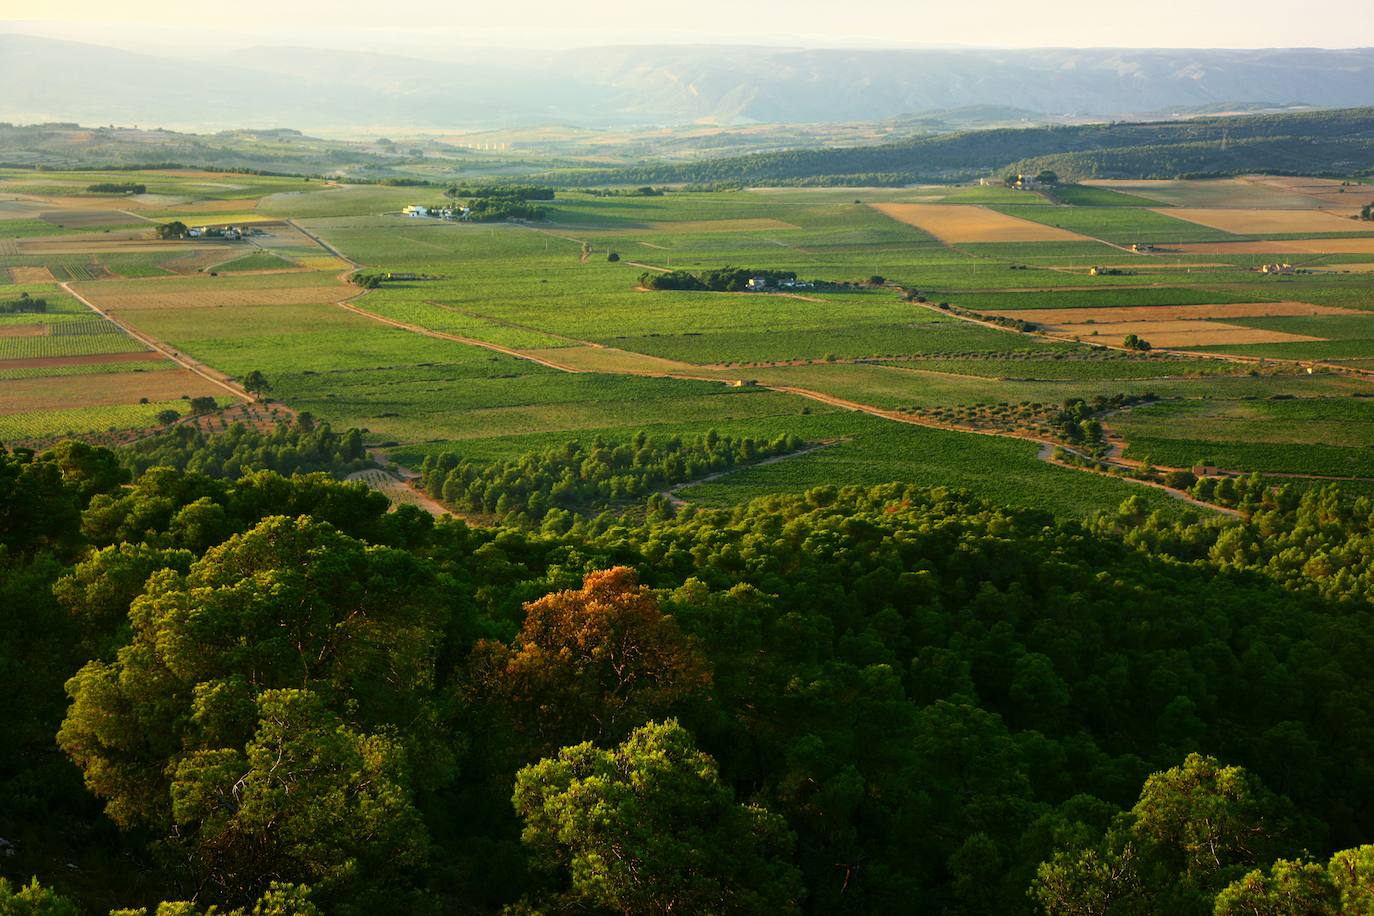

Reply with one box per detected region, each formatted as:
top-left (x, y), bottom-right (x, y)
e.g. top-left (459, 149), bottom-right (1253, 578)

top-left (870, 203), bottom-right (1091, 243)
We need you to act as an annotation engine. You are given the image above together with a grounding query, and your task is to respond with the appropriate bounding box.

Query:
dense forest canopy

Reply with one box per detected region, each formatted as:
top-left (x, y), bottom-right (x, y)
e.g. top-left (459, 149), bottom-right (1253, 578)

top-left (2, 433), bottom-right (1374, 913)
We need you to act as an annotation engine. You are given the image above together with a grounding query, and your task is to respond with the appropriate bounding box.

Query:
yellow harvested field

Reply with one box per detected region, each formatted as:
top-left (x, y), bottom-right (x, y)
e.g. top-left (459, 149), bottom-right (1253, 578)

top-left (294, 255), bottom-right (350, 271)
top-left (0, 324), bottom-right (46, 338)
top-left (1326, 263), bottom-right (1374, 272)
top-left (1177, 238), bottom-right (1374, 255)
top-left (1162, 208), bottom-right (1370, 234)
top-left (78, 284), bottom-right (349, 311)
top-left (1048, 320), bottom-right (1321, 348)
top-left (8, 266), bottom-right (55, 283)
top-left (0, 368), bottom-right (223, 414)
top-left (870, 203), bottom-right (1091, 243)
top-left (1010, 301), bottom-right (1360, 325)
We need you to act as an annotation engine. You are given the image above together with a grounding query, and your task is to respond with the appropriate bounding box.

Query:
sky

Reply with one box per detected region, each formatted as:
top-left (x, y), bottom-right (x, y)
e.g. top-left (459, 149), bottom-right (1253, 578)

top-left (6, 0), bottom-right (1374, 51)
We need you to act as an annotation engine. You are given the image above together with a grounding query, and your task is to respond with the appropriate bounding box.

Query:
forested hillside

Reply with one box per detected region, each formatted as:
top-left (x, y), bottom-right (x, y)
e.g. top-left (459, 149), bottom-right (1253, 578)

top-left (3, 439), bottom-right (1374, 913)
top-left (549, 108), bottom-right (1374, 185)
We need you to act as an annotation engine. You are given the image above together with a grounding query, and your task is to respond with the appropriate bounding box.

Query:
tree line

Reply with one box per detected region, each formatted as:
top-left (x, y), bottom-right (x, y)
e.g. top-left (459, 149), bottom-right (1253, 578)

top-left (0, 292), bottom-right (48, 314)
top-left (640, 267), bottom-right (799, 291)
top-left (85, 182), bottom-right (146, 194)
top-left (118, 417), bottom-right (369, 479)
top-left (3, 439), bottom-right (1374, 913)
top-left (418, 430), bottom-right (803, 528)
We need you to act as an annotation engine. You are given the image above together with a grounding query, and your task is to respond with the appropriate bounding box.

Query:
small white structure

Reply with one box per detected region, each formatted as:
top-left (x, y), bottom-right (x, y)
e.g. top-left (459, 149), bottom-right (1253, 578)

top-left (403, 205), bottom-right (430, 217)
top-left (746, 276), bottom-right (769, 290)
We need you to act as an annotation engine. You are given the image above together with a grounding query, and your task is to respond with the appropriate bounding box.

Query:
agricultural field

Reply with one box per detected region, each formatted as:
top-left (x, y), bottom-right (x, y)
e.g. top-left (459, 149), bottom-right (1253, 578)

top-left (8, 165), bottom-right (1374, 517)
top-left (869, 202), bottom-right (1090, 243)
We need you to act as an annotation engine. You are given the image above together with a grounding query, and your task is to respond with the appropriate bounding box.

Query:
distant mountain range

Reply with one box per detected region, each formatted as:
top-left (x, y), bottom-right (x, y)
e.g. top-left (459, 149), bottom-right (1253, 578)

top-left (6, 34), bottom-right (1374, 130)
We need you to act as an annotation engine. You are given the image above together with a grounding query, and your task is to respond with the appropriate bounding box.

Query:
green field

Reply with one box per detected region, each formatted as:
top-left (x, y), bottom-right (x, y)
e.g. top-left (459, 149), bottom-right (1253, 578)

top-left (992, 204), bottom-right (1244, 244)
top-left (1114, 397), bottom-right (1374, 477)
top-left (4, 165), bottom-right (1374, 516)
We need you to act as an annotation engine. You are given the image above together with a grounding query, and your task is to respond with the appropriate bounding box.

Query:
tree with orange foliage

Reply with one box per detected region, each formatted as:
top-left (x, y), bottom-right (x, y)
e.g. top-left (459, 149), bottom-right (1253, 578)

top-left (469, 567), bottom-right (710, 753)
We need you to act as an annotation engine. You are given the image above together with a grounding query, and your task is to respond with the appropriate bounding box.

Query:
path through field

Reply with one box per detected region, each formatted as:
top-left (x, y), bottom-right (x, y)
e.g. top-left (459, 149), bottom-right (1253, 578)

top-left (60, 281), bottom-right (252, 405)
top-left (336, 292), bottom-right (1244, 515)
top-left (661, 441), bottom-right (840, 508)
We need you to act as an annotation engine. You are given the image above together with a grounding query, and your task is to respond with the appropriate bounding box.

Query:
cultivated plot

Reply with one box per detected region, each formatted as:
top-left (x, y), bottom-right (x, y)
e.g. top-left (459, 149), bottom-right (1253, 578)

top-left (869, 203), bottom-right (1092, 244)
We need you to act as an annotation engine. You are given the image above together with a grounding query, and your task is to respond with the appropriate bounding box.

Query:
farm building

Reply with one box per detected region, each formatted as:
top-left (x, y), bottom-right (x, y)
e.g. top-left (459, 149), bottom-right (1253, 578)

top-left (403, 205), bottom-right (430, 217)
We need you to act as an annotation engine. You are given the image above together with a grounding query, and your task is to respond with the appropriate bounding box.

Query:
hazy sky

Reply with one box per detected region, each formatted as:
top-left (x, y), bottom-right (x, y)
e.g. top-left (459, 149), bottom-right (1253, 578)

top-left (6, 0), bottom-right (1374, 50)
